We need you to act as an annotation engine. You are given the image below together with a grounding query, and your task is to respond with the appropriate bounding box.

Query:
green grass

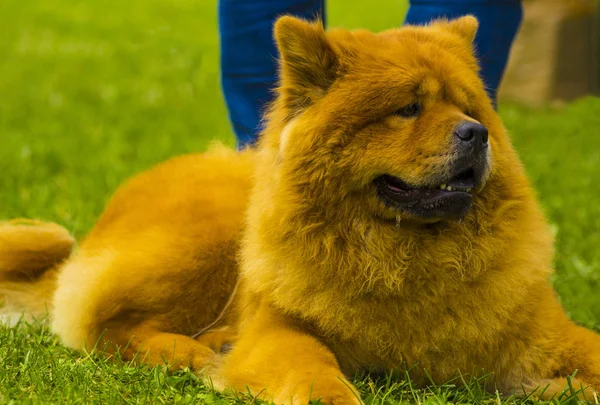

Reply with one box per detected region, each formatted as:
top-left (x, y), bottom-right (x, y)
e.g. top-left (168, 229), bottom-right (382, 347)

top-left (0, 0), bottom-right (599, 403)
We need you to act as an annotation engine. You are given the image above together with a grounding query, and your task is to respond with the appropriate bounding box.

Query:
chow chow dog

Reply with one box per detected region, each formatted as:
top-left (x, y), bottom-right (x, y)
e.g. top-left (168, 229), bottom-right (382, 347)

top-left (1, 15), bottom-right (600, 405)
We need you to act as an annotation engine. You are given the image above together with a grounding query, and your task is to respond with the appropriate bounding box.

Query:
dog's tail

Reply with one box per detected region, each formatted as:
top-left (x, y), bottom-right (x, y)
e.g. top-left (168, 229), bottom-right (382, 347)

top-left (0, 219), bottom-right (75, 325)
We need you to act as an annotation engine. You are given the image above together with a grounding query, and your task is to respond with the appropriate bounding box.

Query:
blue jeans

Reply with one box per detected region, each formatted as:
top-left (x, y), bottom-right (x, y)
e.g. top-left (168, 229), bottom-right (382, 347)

top-left (219, 0), bottom-right (522, 148)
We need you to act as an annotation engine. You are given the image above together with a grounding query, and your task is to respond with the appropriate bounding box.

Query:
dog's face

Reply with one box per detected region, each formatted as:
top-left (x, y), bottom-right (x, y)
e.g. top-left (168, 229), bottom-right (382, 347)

top-left (267, 16), bottom-right (500, 224)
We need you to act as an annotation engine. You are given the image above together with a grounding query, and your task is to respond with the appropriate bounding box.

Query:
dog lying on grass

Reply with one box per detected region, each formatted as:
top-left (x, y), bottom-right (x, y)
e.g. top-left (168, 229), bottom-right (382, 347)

top-left (1, 15), bottom-right (599, 405)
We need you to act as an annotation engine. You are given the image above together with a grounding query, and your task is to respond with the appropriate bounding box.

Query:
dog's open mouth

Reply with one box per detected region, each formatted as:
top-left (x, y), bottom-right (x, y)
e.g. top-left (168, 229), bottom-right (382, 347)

top-left (374, 168), bottom-right (479, 221)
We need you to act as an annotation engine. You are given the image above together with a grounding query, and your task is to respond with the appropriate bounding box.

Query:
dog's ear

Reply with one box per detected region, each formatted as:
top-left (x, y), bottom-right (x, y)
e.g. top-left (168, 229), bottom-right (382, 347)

top-left (441, 15), bottom-right (479, 44)
top-left (274, 16), bottom-right (338, 111)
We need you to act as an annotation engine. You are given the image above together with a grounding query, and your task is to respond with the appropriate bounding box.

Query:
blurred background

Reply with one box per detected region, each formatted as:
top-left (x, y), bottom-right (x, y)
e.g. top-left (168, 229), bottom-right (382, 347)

top-left (0, 0), bottom-right (599, 325)
top-left (500, 0), bottom-right (599, 103)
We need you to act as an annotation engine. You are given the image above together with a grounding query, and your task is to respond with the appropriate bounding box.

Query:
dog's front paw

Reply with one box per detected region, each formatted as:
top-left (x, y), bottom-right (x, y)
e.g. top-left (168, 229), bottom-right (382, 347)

top-left (270, 374), bottom-right (363, 405)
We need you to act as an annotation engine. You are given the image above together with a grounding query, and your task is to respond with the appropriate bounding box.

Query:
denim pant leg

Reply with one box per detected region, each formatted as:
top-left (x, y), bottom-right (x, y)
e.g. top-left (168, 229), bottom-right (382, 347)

top-left (405, 0), bottom-right (523, 104)
top-left (219, 0), bottom-right (325, 148)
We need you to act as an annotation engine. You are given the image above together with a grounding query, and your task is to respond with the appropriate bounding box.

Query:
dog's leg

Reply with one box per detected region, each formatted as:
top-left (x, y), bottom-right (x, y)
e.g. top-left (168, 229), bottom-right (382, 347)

top-left (217, 303), bottom-right (362, 405)
top-left (519, 323), bottom-right (600, 401)
top-left (130, 332), bottom-right (217, 370)
top-left (98, 322), bottom-right (236, 371)
top-left (560, 324), bottom-right (600, 392)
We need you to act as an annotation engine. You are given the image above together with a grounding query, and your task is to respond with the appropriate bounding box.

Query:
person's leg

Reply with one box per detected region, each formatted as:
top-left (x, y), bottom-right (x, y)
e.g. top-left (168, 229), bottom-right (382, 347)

top-left (219, 0), bottom-right (325, 148)
top-left (405, 0), bottom-right (522, 104)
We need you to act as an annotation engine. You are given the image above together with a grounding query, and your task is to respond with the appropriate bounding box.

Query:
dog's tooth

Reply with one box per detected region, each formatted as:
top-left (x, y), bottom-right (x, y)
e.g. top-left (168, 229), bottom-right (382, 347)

top-left (447, 186), bottom-right (453, 191)
top-left (467, 188), bottom-right (472, 192)
top-left (440, 184), bottom-right (447, 190)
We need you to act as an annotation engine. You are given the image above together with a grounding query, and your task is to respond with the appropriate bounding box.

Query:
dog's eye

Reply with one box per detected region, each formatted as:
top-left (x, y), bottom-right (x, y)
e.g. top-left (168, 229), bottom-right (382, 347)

top-left (394, 103), bottom-right (421, 118)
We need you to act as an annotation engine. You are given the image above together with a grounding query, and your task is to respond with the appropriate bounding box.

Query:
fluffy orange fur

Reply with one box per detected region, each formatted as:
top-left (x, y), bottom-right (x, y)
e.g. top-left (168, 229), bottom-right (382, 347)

top-left (1, 16), bottom-right (599, 405)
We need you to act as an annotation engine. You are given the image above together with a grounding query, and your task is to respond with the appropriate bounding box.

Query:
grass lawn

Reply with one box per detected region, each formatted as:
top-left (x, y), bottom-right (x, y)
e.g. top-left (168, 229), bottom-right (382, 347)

top-left (1, 0), bottom-right (599, 403)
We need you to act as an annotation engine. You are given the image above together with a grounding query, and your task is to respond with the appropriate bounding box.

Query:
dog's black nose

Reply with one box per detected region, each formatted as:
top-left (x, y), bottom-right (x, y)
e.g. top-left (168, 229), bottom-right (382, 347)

top-left (454, 121), bottom-right (488, 145)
